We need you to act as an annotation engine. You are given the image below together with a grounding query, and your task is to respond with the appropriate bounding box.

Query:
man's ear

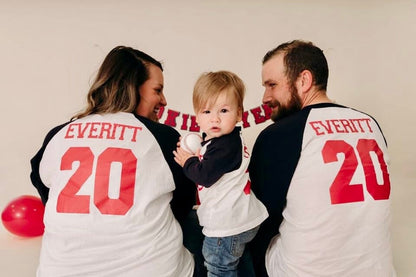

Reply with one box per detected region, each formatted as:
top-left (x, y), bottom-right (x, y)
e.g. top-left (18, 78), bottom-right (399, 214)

top-left (298, 70), bottom-right (313, 93)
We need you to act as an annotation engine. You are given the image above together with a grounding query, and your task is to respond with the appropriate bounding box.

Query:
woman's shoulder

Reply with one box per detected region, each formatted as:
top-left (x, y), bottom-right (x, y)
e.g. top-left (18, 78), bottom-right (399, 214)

top-left (134, 114), bottom-right (180, 137)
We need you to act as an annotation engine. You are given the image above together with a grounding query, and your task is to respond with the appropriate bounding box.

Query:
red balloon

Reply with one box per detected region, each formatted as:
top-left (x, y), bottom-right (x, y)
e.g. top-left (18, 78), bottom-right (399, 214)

top-left (1, 195), bottom-right (45, 237)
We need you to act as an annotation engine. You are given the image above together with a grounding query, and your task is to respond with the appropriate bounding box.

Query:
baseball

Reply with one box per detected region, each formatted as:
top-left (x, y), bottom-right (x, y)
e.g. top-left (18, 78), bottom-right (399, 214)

top-left (180, 133), bottom-right (202, 154)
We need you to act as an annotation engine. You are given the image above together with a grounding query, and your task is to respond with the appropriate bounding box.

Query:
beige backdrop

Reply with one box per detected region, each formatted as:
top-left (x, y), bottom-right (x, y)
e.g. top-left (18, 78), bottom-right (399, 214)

top-left (1, 0), bottom-right (415, 276)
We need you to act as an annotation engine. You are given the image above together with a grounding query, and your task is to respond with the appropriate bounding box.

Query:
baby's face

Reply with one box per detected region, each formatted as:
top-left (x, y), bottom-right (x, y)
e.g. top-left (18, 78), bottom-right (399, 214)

top-left (196, 91), bottom-right (242, 140)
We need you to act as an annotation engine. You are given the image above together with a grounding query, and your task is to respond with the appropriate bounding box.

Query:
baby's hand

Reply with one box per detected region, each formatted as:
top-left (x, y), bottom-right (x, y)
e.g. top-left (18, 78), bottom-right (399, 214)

top-left (173, 146), bottom-right (198, 167)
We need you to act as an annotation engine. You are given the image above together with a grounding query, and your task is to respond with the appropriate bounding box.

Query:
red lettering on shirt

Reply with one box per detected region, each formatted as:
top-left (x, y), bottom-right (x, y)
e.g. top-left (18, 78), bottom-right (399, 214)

top-left (64, 122), bottom-right (142, 142)
top-left (309, 118), bottom-right (373, 136)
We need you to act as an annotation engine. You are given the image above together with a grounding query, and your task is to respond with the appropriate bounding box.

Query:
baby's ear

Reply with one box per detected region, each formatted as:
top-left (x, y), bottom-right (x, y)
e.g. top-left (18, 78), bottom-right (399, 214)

top-left (237, 107), bottom-right (243, 122)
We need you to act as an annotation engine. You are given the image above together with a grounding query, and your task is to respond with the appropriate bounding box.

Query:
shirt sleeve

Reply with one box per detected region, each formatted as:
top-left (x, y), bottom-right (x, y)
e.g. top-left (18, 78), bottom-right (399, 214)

top-left (30, 122), bottom-right (70, 205)
top-left (139, 116), bottom-right (196, 221)
top-left (248, 115), bottom-right (306, 277)
top-left (182, 132), bottom-right (242, 187)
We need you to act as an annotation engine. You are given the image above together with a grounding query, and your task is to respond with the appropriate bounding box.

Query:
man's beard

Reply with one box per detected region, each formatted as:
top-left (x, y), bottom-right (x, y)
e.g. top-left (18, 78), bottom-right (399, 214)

top-left (270, 83), bottom-right (302, 122)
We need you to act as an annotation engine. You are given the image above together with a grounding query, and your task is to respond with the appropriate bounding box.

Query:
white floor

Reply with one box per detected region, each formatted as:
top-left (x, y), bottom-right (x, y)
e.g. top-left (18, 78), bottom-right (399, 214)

top-left (1, 183), bottom-right (416, 277)
top-left (0, 227), bottom-right (41, 276)
top-left (1, 226), bottom-right (416, 277)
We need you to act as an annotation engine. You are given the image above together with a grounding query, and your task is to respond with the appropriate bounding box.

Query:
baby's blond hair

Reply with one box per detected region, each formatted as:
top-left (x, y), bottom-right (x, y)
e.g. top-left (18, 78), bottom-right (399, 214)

top-left (193, 70), bottom-right (245, 113)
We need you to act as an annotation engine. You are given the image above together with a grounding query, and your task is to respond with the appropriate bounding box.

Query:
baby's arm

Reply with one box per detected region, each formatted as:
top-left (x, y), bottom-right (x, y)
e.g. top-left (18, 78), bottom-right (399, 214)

top-left (173, 146), bottom-right (199, 167)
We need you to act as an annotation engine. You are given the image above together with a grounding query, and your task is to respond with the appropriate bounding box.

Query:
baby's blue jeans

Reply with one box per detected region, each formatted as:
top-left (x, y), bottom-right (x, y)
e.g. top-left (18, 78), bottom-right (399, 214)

top-left (202, 226), bottom-right (259, 277)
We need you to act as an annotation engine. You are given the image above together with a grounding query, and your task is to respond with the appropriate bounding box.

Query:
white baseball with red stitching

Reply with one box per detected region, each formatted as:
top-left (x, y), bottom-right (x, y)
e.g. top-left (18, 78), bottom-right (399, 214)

top-left (180, 133), bottom-right (202, 154)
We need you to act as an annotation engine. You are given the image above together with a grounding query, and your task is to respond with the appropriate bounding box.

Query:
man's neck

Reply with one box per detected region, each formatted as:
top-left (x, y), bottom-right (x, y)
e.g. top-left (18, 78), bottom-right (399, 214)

top-left (302, 89), bottom-right (332, 108)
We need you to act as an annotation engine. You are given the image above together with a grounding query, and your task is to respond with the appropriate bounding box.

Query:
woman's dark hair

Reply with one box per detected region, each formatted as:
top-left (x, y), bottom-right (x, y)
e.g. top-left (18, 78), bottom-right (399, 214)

top-left (73, 46), bottom-right (163, 119)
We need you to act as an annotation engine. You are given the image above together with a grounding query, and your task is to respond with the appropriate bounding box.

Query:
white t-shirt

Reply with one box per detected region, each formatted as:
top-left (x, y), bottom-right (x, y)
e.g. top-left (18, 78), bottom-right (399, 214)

top-left (31, 112), bottom-right (194, 277)
top-left (250, 103), bottom-right (395, 276)
top-left (183, 127), bottom-right (268, 237)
